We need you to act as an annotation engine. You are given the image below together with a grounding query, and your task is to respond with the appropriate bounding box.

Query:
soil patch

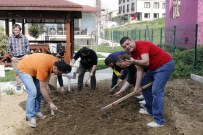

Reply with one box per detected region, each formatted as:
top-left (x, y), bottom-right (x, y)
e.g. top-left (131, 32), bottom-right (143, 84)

top-left (1, 79), bottom-right (203, 135)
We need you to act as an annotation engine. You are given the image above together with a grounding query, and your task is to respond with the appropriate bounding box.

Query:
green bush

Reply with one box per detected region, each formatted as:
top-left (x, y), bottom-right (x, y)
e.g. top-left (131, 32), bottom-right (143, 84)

top-left (172, 46), bottom-right (203, 78)
top-left (0, 27), bottom-right (8, 54)
top-left (28, 24), bottom-right (43, 40)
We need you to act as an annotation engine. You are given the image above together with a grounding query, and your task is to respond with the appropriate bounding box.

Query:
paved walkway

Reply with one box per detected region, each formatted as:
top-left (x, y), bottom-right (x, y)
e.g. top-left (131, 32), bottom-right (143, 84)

top-left (60, 67), bottom-right (112, 87)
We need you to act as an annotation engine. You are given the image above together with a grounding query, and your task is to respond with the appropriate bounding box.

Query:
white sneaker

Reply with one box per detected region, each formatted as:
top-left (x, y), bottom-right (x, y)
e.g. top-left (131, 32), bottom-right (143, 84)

top-left (147, 121), bottom-right (164, 128)
top-left (139, 100), bottom-right (146, 105)
top-left (15, 89), bottom-right (23, 94)
top-left (140, 104), bottom-right (145, 108)
top-left (28, 118), bottom-right (36, 128)
top-left (139, 108), bottom-right (150, 115)
top-left (136, 94), bottom-right (144, 100)
top-left (36, 112), bottom-right (46, 119)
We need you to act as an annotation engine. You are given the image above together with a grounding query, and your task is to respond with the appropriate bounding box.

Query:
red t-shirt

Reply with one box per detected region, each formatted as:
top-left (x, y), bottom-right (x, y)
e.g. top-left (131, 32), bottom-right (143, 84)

top-left (131, 41), bottom-right (172, 71)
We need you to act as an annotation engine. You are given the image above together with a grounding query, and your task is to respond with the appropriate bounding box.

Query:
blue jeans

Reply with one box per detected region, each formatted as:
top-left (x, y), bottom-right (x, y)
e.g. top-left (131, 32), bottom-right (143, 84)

top-left (141, 60), bottom-right (175, 125)
top-left (17, 69), bottom-right (43, 120)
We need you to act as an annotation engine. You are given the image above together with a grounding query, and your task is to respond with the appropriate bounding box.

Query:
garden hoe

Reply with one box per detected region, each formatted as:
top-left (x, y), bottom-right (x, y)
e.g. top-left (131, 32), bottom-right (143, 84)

top-left (109, 79), bottom-right (124, 93)
top-left (101, 82), bottom-right (153, 112)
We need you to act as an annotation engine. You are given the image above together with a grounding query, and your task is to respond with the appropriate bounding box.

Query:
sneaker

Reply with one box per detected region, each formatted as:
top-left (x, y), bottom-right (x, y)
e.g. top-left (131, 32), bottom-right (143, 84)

top-left (136, 94), bottom-right (144, 100)
top-left (36, 112), bottom-right (46, 119)
top-left (28, 118), bottom-right (36, 128)
top-left (139, 100), bottom-right (146, 105)
top-left (140, 104), bottom-right (145, 108)
top-left (16, 85), bottom-right (21, 91)
top-left (139, 108), bottom-right (150, 115)
top-left (147, 121), bottom-right (164, 128)
top-left (15, 86), bottom-right (23, 94)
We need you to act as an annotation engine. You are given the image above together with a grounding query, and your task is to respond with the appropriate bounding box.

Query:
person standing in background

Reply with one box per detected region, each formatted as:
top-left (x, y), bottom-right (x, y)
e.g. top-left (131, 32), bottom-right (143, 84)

top-left (70, 47), bottom-right (98, 92)
top-left (7, 24), bottom-right (30, 93)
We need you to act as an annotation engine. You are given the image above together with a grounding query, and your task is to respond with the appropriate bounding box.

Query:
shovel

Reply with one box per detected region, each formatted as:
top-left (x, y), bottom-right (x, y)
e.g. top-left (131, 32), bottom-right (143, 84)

top-left (101, 82), bottom-right (153, 112)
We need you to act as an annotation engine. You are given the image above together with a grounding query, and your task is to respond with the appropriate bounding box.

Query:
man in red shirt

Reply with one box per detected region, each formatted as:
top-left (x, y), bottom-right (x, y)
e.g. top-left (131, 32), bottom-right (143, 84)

top-left (119, 37), bottom-right (175, 128)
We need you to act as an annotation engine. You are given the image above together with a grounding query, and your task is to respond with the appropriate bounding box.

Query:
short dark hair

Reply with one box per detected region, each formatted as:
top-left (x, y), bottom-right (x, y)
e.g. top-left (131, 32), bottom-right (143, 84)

top-left (120, 37), bottom-right (130, 45)
top-left (115, 54), bottom-right (131, 63)
top-left (54, 61), bottom-right (72, 73)
top-left (12, 24), bottom-right (22, 31)
top-left (104, 57), bottom-right (113, 66)
top-left (80, 47), bottom-right (90, 54)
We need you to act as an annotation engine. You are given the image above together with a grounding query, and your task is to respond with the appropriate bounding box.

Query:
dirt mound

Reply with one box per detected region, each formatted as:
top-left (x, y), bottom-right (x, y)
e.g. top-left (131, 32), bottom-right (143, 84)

top-left (17, 79), bottom-right (203, 135)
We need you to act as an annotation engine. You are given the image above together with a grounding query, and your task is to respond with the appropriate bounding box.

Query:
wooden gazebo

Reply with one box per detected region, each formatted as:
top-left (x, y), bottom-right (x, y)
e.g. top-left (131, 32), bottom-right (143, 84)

top-left (0, 0), bottom-right (83, 63)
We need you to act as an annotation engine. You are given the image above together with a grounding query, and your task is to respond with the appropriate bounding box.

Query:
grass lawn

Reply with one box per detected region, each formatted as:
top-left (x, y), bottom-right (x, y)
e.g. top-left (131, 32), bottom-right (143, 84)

top-left (96, 46), bottom-right (123, 53)
top-left (0, 70), bottom-right (15, 82)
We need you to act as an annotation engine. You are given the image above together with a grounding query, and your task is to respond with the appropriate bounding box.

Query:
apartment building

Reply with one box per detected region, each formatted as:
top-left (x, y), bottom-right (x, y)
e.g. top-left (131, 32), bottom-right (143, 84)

top-left (118, 0), bottom-right (166, 22)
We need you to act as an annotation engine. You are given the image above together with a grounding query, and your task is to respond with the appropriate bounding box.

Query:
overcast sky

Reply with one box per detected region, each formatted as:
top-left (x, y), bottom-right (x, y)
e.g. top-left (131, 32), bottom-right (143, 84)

top-left (68, 0), bottom-right (118, 12)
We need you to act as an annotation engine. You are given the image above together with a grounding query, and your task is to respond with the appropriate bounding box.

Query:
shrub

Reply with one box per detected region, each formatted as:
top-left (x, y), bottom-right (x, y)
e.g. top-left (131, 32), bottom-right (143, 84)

top-left (172, 46), bottom-right (203, 78)
top-left (28, 24), bottom-right (43, 40)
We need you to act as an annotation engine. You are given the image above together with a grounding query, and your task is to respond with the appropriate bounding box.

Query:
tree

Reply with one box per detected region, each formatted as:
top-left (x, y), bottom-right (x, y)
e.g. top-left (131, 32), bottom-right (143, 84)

top-left (0, 27), bottom-right (8, 55)
top-left (28, 24), bottom-right (43, 40)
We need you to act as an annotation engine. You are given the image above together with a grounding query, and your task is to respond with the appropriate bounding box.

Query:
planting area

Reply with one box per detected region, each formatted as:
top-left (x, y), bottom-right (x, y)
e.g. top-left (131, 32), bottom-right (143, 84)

top-left (0, 79), bottom-right (203, 135)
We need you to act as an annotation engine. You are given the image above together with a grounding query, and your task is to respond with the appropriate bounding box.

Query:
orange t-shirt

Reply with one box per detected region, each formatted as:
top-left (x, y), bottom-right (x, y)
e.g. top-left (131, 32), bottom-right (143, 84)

top-left (18, 53), bottom-right (58, 81)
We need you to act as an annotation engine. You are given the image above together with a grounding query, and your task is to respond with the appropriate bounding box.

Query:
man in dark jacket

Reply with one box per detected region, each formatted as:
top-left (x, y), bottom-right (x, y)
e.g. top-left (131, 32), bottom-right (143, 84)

top-left (70, 47), bottom-right (98, 92)
top-left (104, 51), bottom-right (128, 88)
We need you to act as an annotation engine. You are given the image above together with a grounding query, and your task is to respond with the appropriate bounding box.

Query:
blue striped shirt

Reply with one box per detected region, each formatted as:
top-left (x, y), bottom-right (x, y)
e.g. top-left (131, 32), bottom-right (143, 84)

top-left (7, 34), bottom-right (30, 57)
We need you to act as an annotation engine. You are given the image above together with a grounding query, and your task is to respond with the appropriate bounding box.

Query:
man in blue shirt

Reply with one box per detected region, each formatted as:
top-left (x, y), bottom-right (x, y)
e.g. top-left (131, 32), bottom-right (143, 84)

top-left (104, 51), bottom-right (128, 88)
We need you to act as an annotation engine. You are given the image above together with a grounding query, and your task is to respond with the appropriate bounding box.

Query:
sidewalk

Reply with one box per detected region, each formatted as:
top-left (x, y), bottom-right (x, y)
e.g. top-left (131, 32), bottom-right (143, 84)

top-left (60, 68), bottom-right (112, 87)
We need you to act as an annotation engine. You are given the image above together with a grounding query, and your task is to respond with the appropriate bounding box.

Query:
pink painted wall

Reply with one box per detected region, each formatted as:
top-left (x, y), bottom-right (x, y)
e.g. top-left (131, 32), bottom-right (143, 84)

top-left (166, 0), bottom-right (198, 26)
top-left (165, 0), bottom-right (203, 47)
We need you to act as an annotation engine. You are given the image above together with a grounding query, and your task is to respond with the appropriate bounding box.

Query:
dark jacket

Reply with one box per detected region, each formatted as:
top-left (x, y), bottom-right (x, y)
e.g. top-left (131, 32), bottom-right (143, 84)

top-left (73, 48), bottom-right (98, 69)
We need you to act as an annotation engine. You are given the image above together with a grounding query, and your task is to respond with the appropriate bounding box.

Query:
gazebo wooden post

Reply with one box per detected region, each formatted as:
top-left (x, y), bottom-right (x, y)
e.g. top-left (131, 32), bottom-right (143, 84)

top-left (5, 19), bottom-right (9, 36)
top-left (64, 19), bottom-right (71, 64)
top-left (22, 19), bottom-right (25, 35)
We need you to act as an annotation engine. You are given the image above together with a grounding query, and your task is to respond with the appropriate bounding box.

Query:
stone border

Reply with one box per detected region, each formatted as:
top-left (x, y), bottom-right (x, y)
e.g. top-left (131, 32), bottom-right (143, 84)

top-left (191, 73), bottom-right (203, 84)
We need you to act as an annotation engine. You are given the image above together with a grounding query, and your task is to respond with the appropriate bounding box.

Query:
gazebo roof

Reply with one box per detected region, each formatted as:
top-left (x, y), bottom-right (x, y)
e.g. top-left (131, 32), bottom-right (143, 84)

top-left (0, 0), bottom-right (83, 11)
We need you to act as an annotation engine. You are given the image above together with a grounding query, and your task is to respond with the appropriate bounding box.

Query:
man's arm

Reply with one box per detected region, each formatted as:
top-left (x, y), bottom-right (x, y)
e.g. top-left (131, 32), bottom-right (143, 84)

top-left (89, 64), bottom-right (97, 77)
top-left (114, 81), bottom-right (131, 96)
top-left (40, 80), bottom-right (57, 110)
top-left (126, 54), bottom-right (149, 67)
top-left (6, 37), bottom-right (12, 57)
top-left (25, 36), bottom-right (30, 54)
top-left (133, 65), bottom-right (144, 91)
top-left (57, 75), bottom-right (65, 93)
top-left (70, 58), bottom-right (76, 66)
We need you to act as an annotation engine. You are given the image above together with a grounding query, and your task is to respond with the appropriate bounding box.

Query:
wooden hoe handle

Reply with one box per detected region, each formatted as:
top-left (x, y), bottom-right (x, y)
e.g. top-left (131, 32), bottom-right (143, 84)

top-left (101, 82), bottom-right (153, 112)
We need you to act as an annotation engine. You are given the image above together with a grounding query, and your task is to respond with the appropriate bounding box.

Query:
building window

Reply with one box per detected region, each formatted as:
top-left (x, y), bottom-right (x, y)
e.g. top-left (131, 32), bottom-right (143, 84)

top-left (172, 0), bottom-right (181, 18)
top-left (119, 6), bottom-right (122, 14)
top-left (131, 3), bottom-right (134, 11)
top-left (123, 0), bottom-right (125, 3)
top-left (162, 3), bottom-right (166, 9)
top-left (154, 2), bottom-right (159, 8)
top-left (74, 19), bottom-right (79, 31)
top-left (127, 4), bottom-right (129, 12)
top-left (144, 2), bottom-right (150, 8)
top-left (127, 0), bottom-right (129, 2)
top-left (123, 6), bottom-right (125, 13)
top-left (119, 0), bottom-right (122, 4)
top-left (162, 13), bottom-right (166, 18)
top-left (154, 13), bottom-right (159, 19)
top-left (144, 13), bottom-right (150, 18)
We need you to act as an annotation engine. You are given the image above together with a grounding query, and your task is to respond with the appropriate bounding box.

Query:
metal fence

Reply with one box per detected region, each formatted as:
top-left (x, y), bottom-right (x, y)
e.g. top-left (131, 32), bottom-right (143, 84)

top-left (104, 23), bottom-right (203, 76)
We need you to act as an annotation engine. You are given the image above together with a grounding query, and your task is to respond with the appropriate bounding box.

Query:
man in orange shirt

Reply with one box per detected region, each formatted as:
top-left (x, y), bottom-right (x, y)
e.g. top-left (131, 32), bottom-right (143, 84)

top-left (17, 53), bottom-right (71, 128)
